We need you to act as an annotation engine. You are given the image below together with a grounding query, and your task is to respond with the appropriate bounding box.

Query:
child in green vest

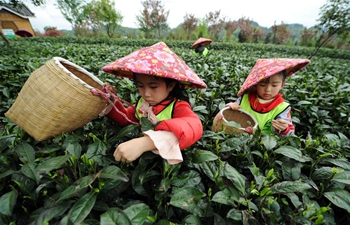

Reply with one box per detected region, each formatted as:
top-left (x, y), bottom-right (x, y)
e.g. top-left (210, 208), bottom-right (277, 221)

top-left (191, 37), bottom-right (211, 56)
top-left (192, 44), bottom-right (209, 56)
top-left (225, 58), bottom-right (310, 136)
top-left (100, 42), bottom-right (207, 164)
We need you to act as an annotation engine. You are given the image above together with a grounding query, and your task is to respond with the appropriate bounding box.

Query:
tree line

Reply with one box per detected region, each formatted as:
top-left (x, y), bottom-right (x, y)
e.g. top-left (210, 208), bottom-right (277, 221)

top-left (1, 0), bottom-right (350, 54)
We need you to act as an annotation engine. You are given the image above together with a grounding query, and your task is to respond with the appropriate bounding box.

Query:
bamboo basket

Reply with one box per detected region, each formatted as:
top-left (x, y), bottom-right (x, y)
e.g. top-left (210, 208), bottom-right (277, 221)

top-left (5, 57), bottom-right (107, 141)
top-left (212, 107), bottom-right (258, 135)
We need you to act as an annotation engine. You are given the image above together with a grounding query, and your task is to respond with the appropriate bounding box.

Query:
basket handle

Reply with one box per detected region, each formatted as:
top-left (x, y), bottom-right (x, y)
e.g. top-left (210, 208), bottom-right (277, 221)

top-left (91, 85), bottom-right (140, 125)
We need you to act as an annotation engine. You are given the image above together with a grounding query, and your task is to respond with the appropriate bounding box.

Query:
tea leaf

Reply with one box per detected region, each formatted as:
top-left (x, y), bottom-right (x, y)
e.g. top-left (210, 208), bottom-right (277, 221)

top-left (223, 163), bottom-right (246, 195)
top-left (68, 192), bottom-right (98, 224)
top-left (123, 203), bottom-right (150, 225)
top-left (192, 150), bottom-right (218, 163)
top-left (21, 163), bottom-right (40, 184)
top-left (32, 202), bottom-right (72, 224)
top-left (16, 143), bottom-right (35, 164)
top-left (274, 146), bottom-right (310, 162)
top-left (36, 155), bottom-right (71, 173)
top-left (262, 135), bottom-right (277, 151)
top-left (270, 181), bottom-right (312, 193)
top-left (0, 189), bottom-right (18, 216)
top-left (0, 135), bottom-right (16, 152)
top-left (170, 187), bottom-right (206, 213)
top-left (332, 171), bottom-right (350, 185)
top-left (212, 189), bottom-right (238, 206)
top-left (324, 189), bottom-right (350, 213)
top-left (100, 165), bottom-right (129, 182)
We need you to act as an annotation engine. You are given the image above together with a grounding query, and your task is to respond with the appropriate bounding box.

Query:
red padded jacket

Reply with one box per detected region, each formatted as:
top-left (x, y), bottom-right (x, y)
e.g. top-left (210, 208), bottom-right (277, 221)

top-left (107, 98), bottom-right (203, 150)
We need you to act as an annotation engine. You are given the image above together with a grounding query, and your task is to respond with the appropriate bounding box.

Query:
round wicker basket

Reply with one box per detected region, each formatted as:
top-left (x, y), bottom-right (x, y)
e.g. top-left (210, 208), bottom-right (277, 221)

top-left (212, 107), bottom-right (258, 135)
top-left (5, 57), bottom-right (107, 141)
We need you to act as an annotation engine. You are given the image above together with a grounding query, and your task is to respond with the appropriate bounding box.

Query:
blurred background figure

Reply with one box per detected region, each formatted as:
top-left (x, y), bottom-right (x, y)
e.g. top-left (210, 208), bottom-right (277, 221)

top-left (191, 37), bottom-right (212, 56)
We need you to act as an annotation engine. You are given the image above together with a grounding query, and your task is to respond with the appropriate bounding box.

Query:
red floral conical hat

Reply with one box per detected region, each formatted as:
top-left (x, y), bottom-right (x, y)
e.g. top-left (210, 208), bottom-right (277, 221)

top-left (237, 58), bottom-right (310, 96)
top-left (191, 37), bottom-right (212, 49)
top-left (102, 42), bottom-right (207, 89)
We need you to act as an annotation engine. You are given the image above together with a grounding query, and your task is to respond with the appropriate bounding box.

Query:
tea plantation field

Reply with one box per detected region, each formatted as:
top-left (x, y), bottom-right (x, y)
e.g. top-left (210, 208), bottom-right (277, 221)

top-left (0, 37), bottom-right (350, 224)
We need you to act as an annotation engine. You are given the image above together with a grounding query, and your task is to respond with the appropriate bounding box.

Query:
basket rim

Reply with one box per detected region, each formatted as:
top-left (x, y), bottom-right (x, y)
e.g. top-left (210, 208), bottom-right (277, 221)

top-left (53, 57), bottom-right (104, 90)
top-left (220, 107), bottom-right (258, 130)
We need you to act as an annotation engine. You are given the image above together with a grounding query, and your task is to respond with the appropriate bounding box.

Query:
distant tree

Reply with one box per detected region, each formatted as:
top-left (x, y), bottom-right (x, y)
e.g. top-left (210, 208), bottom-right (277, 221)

top-left (85, 0), bottom-right (123, 37)
top-left (270, 22), bottom-right (291, 44)
top-left (44, 26), bottom-right (57, 31)
top-left (182, 13), bottom-right (198, 40)
top-left (197, 19), bottom-right (209, 39)
top-left (224, 20), bottom-right (238, 42)
top-left (136, 0), bottom-right (169, 39)
top-left (98, 0), bottom-right (123, 37)
top-left (167, 26), bottom-right (185, 40)
top-left (238, 17), bottom-right (254, 43)
top-left (205, 10), bottom-right (225, 41)
top-left (252, 27), bottom-right (265, 43)
top-left (82, 2), bottom-right (102, 36)
top-left (310, 0), bottom-right (350, 58)
top-left (264, 32), bottom-right (272, 44)
top-left (43, 26), bottom-right (63, 37)
top-left (300, 28), bottom-right (317, 47)
top-left (56, 0), bottom-right (88, 36)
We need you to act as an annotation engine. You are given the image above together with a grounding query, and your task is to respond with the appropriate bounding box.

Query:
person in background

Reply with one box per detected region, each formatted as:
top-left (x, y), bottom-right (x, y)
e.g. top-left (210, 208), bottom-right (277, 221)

top-left (225, 58), bottom-right (310, 136)
top-left (100, 42), bottom-right (207, 164)
top-left (191, 37), bottom-right (212, 56)
top-left (193, 43), bottom-right (208, 56)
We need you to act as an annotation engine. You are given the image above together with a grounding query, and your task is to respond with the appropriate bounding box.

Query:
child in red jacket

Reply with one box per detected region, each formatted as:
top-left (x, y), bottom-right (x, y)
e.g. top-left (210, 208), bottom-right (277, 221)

top-left (100, 42), bottom-right (207, 164)
top-left (226, 58), bottom-right (310, 136)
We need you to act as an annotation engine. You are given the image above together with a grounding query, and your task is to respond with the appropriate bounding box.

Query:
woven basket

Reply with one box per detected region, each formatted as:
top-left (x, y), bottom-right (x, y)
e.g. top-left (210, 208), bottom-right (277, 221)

top-left (212, 107), bottom-right (258, 135)
top-left (5, 57), bottom-right (107, 141)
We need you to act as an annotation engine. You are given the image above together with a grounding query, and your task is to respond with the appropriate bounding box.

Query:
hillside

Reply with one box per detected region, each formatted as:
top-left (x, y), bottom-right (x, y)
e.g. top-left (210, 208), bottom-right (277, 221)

top-left (58, 21), bottom-right (308, 41)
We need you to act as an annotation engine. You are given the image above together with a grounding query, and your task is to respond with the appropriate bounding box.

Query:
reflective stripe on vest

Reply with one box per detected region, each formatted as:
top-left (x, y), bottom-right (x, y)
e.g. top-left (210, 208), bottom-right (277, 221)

top-left (192, 47), bottom-right (208, 56)
top-left (135, 98), bottom-right (176, 121)
top-left (240, 94), bottom-right (290, 134)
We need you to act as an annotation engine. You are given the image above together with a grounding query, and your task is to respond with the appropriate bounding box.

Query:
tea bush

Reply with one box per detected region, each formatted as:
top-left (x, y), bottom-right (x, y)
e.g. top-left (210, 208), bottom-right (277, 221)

top-left (0, 37), bottom-right (349, 224)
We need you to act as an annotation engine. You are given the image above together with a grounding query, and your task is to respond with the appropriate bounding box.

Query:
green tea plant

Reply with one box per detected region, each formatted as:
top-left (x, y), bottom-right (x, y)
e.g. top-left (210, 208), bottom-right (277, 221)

top-left (0, 37), bottom-right (349, 224)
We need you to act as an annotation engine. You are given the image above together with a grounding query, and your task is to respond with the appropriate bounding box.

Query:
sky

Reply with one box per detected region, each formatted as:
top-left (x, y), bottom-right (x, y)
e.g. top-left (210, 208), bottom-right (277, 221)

top-left (27, 0), bottom-right (328, 32)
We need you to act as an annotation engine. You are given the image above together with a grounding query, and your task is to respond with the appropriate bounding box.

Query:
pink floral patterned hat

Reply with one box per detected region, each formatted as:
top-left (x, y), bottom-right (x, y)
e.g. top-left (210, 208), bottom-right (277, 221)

top-left (237, 58), bottom-right (310, 96)
top-left (102, 42), bottom-right (207, 89)
top-left (191, 37), bottom-right (212, 49)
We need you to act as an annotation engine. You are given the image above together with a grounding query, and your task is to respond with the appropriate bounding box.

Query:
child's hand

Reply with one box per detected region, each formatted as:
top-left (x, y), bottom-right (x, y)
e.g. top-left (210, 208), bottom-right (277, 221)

top-left (104, 82), bottom-right (117, 94)
top-left (113, 136), bottom-right (156, 163)
top-left (272, 119), bottom-right (288, 133)
top-left (226, 102), bottom-right (240, 110)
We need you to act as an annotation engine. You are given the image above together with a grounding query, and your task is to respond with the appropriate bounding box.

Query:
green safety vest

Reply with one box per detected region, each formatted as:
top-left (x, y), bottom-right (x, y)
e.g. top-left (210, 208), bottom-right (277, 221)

top-left (192, 47), bottom-right (208, 56)
top-left (240, 94), bottom-right (290, 134)
top-left (135, 98), bottom-right (176, 121)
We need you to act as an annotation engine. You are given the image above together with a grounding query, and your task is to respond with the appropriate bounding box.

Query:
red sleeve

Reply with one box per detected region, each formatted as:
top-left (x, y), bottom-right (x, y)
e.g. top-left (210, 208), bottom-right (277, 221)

top-left (106, 100), bottom-right (138, 127)
top-left (154, 101), bottom-right (203, 150)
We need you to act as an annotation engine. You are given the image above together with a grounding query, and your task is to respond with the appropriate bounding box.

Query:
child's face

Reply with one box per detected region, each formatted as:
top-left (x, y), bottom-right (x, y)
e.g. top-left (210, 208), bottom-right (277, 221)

top-left (135, 74), bottom-right (175, 106)
top-left (256, 73), bottom-right (285, 100)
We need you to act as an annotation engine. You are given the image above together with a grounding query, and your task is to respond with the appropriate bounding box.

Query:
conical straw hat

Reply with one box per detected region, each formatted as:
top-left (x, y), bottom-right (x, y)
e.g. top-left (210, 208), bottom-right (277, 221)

top-left (237, 58), bottom-right (310, 96)
top-left (191, 37), bottom-right (212, 49)
top-left (102, 42), bottom-right (207, 89)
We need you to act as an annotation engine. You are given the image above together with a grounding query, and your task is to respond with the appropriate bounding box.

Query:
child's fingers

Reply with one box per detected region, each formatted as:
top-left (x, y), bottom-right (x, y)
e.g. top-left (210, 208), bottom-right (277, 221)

top-left (272, 120), bottom-right (287, 131)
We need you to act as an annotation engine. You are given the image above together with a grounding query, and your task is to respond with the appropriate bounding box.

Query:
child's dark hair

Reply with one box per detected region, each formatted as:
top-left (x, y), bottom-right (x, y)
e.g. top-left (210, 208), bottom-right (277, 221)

top-left (133, 74), bottom-right (189, 102)
top-left (164, 78), bottom-right (189, 102)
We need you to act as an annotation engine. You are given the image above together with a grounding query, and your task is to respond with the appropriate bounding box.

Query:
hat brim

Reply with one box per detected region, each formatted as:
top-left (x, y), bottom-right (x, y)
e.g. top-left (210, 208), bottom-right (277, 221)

top-left (191, 37), bottom-right (212, 49)
top-left (237, 58), bottom-right (310, 96)
top-left (102, 42), bottom-right (207, 89)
